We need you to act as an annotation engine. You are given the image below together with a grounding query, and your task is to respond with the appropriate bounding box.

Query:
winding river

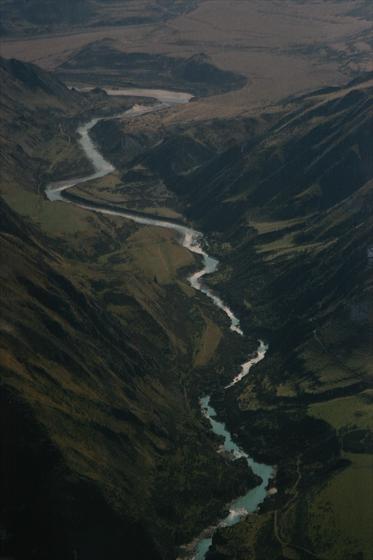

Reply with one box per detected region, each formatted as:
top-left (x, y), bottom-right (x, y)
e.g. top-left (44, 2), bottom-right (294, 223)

top-left (46, 88), bottom-right (273, 560)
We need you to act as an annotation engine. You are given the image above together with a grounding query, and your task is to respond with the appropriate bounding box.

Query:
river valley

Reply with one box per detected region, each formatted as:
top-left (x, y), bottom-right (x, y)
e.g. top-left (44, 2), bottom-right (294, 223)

top-left (46, 88), bottom-right (274, 559)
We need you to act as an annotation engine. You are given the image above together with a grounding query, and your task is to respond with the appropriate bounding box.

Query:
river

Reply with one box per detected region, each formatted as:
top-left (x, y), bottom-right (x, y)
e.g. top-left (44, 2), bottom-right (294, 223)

top-left (45, 88), bottom-right (273, 560)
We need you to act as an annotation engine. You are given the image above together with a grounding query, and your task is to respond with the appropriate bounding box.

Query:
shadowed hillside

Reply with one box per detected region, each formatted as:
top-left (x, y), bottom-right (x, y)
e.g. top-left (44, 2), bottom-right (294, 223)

top-left (175, 77), bottom-right (373, 560)
top-left (90, 75), bottom-right (373, 559)
top-left (0, 58), bottom-right (256, 559)
top-left (56, 40), bottom-right (246, 96)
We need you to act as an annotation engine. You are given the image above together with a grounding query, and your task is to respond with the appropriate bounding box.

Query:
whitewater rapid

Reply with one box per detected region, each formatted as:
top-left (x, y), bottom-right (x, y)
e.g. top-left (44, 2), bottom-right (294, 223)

top-left (45, 88), bottom-right (273, 559)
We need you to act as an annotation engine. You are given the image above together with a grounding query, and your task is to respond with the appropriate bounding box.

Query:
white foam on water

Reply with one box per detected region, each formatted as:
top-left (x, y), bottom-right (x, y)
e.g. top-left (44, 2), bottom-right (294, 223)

top-left (225, 339), bottom-right (269, 389)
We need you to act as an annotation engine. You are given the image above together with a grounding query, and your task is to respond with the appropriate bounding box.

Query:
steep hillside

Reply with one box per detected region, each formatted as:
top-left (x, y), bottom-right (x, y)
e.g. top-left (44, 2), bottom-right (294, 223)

top-left (0, 58), bottom-right (255, 559)
top-left (93, 76), bottom-right (373, 559)
top-left (0, 57), bottom-right (89, 197)
top-left (0, 56), bottom-right (149, 199)
top-left (0, 197), bottom-right (163, 559)
top-left (1, 52), bottom-right (372, 559)
top-left (180, 78), bottom-right (373, 560)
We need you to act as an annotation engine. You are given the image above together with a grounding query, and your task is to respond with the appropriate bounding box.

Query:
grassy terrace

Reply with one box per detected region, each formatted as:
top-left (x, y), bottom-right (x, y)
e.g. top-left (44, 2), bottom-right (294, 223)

top-left (307, 392), bottom-right (373, 559)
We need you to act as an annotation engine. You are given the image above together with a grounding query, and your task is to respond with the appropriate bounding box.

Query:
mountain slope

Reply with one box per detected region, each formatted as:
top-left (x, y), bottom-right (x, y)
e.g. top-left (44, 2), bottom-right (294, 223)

top-left (0, 58), bottom-right (254, 559)
top-left (1, 53), bottom-right (372, 559)
top-left (183, 77), bottom-right (373, 560)
top-left (95, 75), bottom-right (373, 559)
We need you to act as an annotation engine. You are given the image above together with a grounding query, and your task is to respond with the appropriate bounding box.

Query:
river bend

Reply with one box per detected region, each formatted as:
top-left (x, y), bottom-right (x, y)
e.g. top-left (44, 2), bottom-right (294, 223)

top-left (45, 88), bottom-right (273, 560)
